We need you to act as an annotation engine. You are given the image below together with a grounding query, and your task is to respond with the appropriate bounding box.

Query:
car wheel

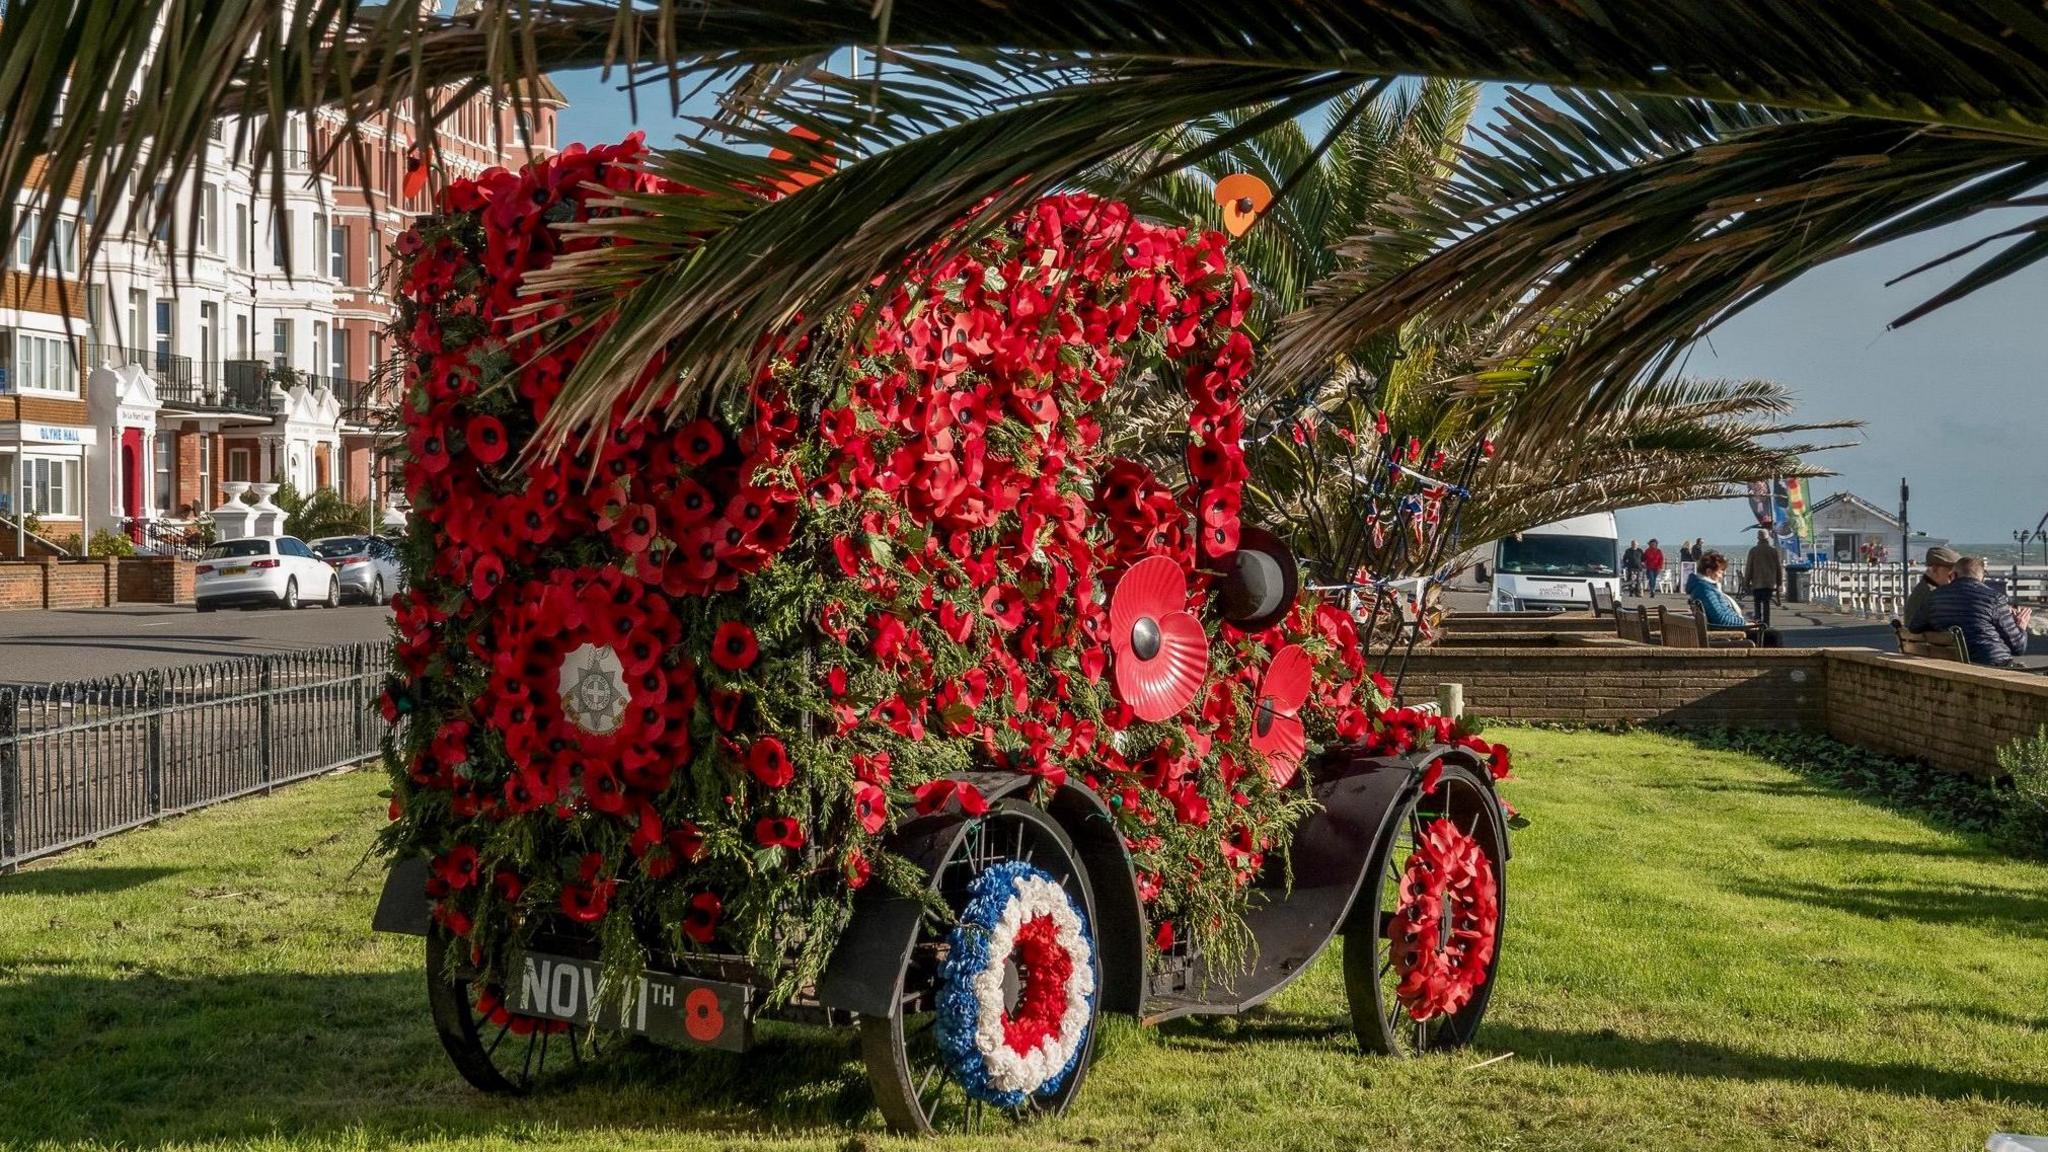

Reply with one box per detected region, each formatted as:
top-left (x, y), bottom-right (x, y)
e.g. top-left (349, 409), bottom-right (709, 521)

top-left (368, 576), bottom-right (386, 607)
top-left (281, 577), bottom-right (299, 610)
top-left (325, 578), bottom-right (342, 609)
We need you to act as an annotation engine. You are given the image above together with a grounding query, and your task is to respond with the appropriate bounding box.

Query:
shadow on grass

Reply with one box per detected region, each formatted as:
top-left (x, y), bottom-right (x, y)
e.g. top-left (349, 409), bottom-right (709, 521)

top-left (1728, 877), bottom-right (2048, 938)
top-left (0, 970), bottom-right (879, 1149)
top-left (1634, 778), bottom-right (1835, 800)
top-left (0, 866), bottom-right (182, 896)
top-left (1762, 834), bottom-right (2001, 860)
top-left (1479, 1023), bottom-right (2048, 1105)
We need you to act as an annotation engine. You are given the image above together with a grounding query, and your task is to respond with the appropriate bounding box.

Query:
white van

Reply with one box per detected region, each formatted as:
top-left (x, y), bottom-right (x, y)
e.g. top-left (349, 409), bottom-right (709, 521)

top-left (1487, 513), bottom-right (1622, 613)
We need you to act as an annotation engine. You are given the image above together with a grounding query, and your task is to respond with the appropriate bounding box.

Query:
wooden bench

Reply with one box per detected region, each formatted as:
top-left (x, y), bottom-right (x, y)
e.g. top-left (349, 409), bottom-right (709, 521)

top-left (1589, 585), bottom-right (1616, 618)
top-left (1891, 621), bottom-right (1971, 663)
top-left (1614, 604), bottom-right (1653, 644)
top-left (1654, 600), bottom-right (1754, 648)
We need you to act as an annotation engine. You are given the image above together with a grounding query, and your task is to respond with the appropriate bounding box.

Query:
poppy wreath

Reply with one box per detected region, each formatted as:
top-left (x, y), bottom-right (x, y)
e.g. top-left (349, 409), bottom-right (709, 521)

top-left (1387, 818), bottom-right (1500, 1021)
top-left (380, 136), bottom-right (1505, 1003)
top-left (934, 861), bottom-right (1097, 1107)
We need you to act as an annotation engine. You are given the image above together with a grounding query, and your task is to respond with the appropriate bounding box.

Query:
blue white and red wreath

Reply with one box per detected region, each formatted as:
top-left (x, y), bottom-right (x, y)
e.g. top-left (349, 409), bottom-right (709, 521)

top-left (934, 860), bottom-right (1097, 1107)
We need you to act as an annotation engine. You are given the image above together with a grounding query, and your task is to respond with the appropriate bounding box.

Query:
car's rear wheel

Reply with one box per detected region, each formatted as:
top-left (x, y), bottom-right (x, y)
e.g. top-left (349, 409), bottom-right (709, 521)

top-left (280, 577), bottom-right (299, 610)
top-left (324, 577), bottom-right (341, 608)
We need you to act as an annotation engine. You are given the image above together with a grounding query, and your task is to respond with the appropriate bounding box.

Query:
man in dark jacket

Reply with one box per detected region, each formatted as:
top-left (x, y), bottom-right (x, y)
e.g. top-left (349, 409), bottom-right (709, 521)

top-left (1909, 556), bottom-right (2032, 666)
top-left (1899, 545), bottom-right (1959, 628)
top-left (1742, 530), bottom-right (1783, 626)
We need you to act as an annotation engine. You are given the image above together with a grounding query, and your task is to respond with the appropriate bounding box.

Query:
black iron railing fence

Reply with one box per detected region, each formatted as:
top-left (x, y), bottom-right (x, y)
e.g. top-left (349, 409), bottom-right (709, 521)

top-left (0, 643), bottom-right (391, 870)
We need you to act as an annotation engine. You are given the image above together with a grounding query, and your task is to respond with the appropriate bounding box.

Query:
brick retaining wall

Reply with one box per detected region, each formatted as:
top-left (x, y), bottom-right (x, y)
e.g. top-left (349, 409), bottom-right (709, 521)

top-left (1823, 651), bottom-right (2048, 778)
top-left (1399, 647), bottom-right (1827, 730)
top-left (116, 556), bottom-right (196, 604)
top-left (0, 558), bottom-right (119, 610)
top-left (1399, 645), bottom-right (2048, 779)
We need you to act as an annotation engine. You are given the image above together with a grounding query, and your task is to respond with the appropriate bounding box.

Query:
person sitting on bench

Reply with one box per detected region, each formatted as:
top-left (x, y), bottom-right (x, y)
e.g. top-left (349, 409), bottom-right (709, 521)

top-left (1909, 555), bottom-right (2032, 667)
top-left (1686, 551), bottom-right (1782, 647)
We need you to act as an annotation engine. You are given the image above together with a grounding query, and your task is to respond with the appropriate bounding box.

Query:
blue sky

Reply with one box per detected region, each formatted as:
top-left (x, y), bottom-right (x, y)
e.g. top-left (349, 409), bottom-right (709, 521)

top-left (552, 69), bottom-right (2047, 546)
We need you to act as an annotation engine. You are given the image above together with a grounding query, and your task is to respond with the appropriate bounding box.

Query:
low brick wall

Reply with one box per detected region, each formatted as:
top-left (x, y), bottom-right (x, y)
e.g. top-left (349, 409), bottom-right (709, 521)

top-left (1400, 644), bottom-right (2048, 779)
top-left (117, 556), bottom-right (196, 604)
top-left (1399, 646), bottom-right (1827, 730)
top-left (0, 558), bottom-right (120, 610)
top-left (1824, 651), bottom-right (2048, 778)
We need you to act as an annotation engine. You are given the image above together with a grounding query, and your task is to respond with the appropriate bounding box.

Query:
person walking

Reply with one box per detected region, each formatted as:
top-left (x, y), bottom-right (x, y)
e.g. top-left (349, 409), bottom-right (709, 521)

top-left (1622, 539), bottom-right (1645, 597)
top-left (1643, 538), bottom-right (1666, 596)
top-left (1743, 529), bottom-right (1783, 627)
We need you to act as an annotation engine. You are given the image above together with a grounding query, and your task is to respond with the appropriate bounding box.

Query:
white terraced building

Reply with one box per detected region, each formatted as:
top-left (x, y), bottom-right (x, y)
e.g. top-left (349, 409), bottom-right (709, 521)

top-left (1, 26), bottom-right (562, 557)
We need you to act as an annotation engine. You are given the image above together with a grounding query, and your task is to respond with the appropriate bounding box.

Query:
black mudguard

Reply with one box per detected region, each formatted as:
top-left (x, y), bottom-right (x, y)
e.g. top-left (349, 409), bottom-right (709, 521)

top-left (371, 854), bottom-right (433, 937)
top-left (813, 771), bottom-right (1149, 1019)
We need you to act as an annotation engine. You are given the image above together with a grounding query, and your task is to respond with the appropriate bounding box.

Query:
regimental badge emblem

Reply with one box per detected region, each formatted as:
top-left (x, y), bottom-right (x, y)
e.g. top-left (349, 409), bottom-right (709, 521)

top-left (557, 643), bottom-right (629, 735)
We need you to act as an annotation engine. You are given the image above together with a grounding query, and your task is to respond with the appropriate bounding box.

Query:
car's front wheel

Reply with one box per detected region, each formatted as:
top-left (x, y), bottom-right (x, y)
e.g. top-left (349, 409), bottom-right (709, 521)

top-left (280, 577), bottom-right (299, 610)
top-left (368, 576), bottom-right (386, 607)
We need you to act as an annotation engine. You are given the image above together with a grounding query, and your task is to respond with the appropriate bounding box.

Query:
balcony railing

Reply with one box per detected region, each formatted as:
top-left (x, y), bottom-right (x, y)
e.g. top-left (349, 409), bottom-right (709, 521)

top-left (330, 375), bottom-right (393, 429)
top-left (88, 346), bottom-right (270, 415)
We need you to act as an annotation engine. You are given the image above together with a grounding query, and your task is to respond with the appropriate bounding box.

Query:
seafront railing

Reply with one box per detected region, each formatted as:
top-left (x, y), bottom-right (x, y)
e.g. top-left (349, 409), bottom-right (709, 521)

top-left (1800, 560), bottom-right (2048, 619)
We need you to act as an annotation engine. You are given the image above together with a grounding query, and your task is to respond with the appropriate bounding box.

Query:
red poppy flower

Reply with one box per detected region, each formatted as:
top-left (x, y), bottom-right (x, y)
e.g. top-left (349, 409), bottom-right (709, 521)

top-left (980, 583), bottom-right (1025, 631)
top-left (669, 821), bottom-right (706, 864)
top-left (852, 781), bottom-right (888, 834)
top-left (747, 737), bottom-right (795, 788)
top-left (681, 891), bottom-right (722, 944)
top-left (581, 763), bottom-right (629, 815)
top-left (912, 778), bottom-right (990, 817)
top-left (1107, 555), bottom-right (1210, 722)
top-left (1249, 644), bottom-right (1313, 786)
top-left (711, 688), bottom-right (744, 732)
top-left (676, 418), bottom-right (725, 466)
top-left (432, 844), bottom-right (480, 890)
top-left (491, 868), bottom-right (523, 902)
top-left (755, 815), bottom-right (806, 849)
top-left (610, 503), bottom-right (658, 554)
top-left (844, 848), bottom-right (873, 890)
top-left (470, 554), bottom-right (505, 601)
top-left (560, 879), bottom-right (613, 923)
top-left (711, 621), bottom-right (759, 671)
top-left (465, 414), bottom-right (509, 465)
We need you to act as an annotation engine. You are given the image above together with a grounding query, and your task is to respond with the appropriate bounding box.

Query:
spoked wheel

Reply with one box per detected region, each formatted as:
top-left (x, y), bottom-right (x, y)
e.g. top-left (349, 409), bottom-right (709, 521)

top-left (860, 798), bottom-right (1100, 1135)
top-left (368, 576), bottom-right (386, 606)
top-left (324, 578), bottom-right (342, 608)
top-left (425, 927), bottom-right (612, 1093)
top-left (280, 577), bottom-right (299, 610)
top-left (1343, 759), bottom-right (1507, 1056)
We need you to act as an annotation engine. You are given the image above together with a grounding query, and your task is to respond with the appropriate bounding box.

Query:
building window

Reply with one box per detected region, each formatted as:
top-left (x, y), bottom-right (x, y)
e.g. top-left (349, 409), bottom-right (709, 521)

top-left (198, 436), bottom-right (214, 508)
top-left (235, 313), bottom-right (250, 359)
top-left (200, 183), bottom-right (219, 253)
top-left (8, 331), bottom-right (80, 395)
top-left (330, 325), bottom-right (347, 379)
top-left (270, 209), bottom-right (287, 268)
top-left (228, 446), bottom-right (252, 483)
top-left (330, 222), bottom-right (347, 282)
top-left (22, 457), bottom-right (78, 517)
top-left (199, 302), bottom-right (218, 367)
top-left (240, 203), bottom-right (254, 266)
top-left (272, 319), bottom-right (291, 368)
top-left (312, 321), bottom-right (327, 378)
top-left (154, 435), bottom-right (173, 514)
top-left (155, 299), bottom-right (174, 363)
top-left (153, 184), bottom-right (171, 242)
top-left (312, 212), bottom-right (327, 275)
top-left (127, 289), bottom-right (145, 353)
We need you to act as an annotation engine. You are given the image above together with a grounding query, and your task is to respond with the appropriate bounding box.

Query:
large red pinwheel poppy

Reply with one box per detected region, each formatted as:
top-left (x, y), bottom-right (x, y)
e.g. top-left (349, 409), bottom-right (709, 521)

top-left (1108, 555), bottom-right (1209, 722)
top-left (1248, 644), bottom-right (1313, 786)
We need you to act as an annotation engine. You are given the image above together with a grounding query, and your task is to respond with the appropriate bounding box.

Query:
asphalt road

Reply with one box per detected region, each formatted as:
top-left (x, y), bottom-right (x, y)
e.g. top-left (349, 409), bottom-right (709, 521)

top-left (0, 603), bottom-right (394, 684)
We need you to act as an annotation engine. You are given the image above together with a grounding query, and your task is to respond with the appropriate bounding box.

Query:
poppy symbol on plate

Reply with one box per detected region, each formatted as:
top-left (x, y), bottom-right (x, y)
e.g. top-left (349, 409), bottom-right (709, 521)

top-left (1248, 644), bottom-right (1313, 786)
top-left (684, 987), bottom-right (725, 1043)
top-left (1107, 555), bottom-right (1210, 722)
top-left (1213, 172), bottom-right (1272, 237)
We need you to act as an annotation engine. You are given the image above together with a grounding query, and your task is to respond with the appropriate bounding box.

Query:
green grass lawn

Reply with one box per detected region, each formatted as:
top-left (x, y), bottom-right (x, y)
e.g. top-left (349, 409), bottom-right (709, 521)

top-left (4, 728), bottom-right (2047, 1151)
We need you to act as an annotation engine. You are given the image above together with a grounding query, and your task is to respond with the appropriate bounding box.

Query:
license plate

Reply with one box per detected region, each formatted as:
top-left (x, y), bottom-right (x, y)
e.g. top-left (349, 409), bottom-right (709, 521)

top-left (508, 950), bottom-right (750, 1051)
top-left (224, 566), bottom-right (249, 577)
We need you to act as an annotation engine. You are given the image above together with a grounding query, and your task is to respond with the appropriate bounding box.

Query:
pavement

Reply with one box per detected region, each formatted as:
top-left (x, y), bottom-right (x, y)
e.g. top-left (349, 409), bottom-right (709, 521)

top-left (1443, 585), bottom-right (2048, 665)
top-left (0, 603), bottom-right (393, 684)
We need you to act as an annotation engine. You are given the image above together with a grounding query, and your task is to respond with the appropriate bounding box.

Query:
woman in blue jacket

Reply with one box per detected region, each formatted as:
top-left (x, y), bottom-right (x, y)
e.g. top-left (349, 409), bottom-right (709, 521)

top-left (1687, 552), bottom-right (1781, 646)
